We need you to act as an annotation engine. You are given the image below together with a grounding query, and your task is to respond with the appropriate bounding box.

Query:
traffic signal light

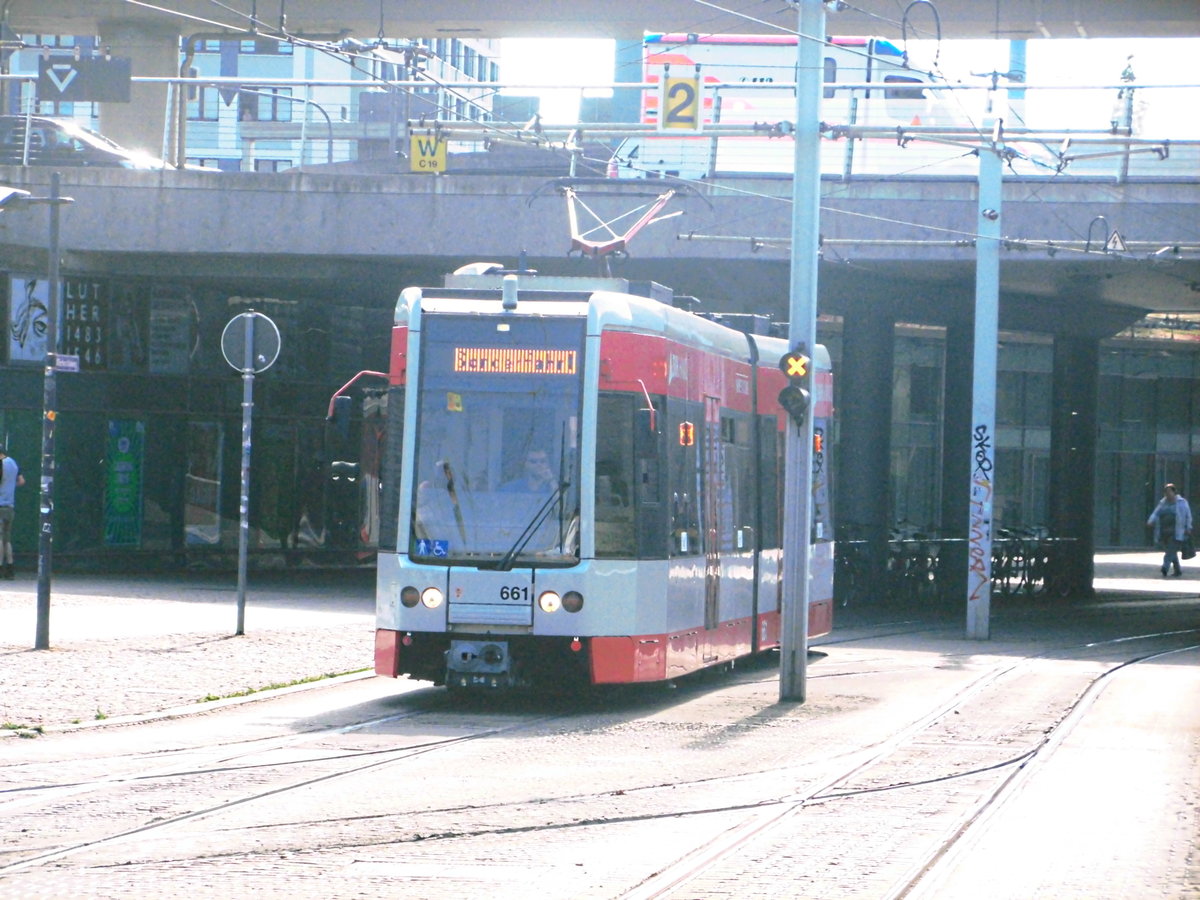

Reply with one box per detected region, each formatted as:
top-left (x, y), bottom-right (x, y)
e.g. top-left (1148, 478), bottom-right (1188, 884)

top-left (778, 346), bottom-right (811, 427)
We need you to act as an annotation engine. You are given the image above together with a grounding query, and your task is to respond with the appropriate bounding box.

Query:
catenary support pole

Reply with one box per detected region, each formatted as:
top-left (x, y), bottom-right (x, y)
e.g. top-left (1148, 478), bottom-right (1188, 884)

top-left (236, 313), bottom-right (255, 636)
top-left (34, 173), bottom-right (62, 651)
top-left (780, 0), bottom-right (825, 701)
top-left (966, 123), bottom-right (1003, 640)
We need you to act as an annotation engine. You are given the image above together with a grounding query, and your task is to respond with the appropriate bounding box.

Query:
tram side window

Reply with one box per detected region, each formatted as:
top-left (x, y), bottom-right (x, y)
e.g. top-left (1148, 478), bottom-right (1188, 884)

top-left (378, 385), bottom-right (404, 552)
top-left (758, 416), bottom-right (780, 550)
top-left (595, 394), bottom-right (637, 558)
top-left (595, 392), bottom-right (668, 559)
top-left (812, 416), bottom-right (833, 543)
top-left (668, 399), bottom-right (703, 556)
top-left (723, 411), bottom-right (756, 552)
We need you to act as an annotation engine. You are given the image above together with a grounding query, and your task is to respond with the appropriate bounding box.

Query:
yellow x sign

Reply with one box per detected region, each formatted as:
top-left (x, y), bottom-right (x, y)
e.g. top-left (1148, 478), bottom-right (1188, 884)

top-left (783, 352), bottom-right (810, 378)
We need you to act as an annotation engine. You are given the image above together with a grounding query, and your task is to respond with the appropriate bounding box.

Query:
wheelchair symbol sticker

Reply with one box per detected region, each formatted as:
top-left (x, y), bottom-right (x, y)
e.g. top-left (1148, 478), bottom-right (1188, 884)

top-left (416, 539), bottom-right (449, 557)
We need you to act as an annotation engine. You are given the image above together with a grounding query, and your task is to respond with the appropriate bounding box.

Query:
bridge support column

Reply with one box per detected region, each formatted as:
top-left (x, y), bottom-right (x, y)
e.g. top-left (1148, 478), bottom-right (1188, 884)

top-left (836, 296), bottom-right (894, 604)
top-left (1049, 335), bottom-right (1099, 596)
top-left (96, 18), bottom-right (180, 160)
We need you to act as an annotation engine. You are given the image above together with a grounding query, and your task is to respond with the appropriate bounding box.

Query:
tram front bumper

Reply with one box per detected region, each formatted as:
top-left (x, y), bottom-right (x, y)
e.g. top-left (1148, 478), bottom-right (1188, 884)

top-left (446, 639), bottom-right (515, 689)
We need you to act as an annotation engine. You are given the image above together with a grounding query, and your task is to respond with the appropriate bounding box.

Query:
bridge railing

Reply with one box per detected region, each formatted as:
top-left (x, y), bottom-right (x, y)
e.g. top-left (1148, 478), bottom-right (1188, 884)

top-left (1, 71), bottom-right (1197, 181)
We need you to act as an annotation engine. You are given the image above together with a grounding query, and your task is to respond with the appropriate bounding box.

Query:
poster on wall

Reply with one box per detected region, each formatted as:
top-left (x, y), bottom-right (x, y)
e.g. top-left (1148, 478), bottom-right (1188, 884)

top-left (8, 276), bottom-right (52, 363)
top-left (149, 296), bottom-right (192, 374)
top-left (61, 279), bottom-right (108, 370)
top-left (104, 419), bottom-right (145, 546)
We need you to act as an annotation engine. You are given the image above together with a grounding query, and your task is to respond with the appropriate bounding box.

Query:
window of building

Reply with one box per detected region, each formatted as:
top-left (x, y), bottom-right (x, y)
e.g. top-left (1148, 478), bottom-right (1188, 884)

top-left (823, 57), bottom-right (837, 98)
top-left (34, 100), bottom-right (93, 118)
top-left (187, 157), bottom-right (227, 170)
top-left (187, 85), bottom-right (220, 121)
top-left (27, 34), bottom-right (92, 49)
top-left (996, 370), bottom-right (1023, 425)
top-left (1155, 376), bottom-right (1192, 429)
top-left (239, 88), bottom-right (293, 122)
top-left (1120, 376), bottom-right (1155, 424)
top-left (240, 38), bottom-right (292, 55)
top-left (908, 364), bottom-right (941, 420)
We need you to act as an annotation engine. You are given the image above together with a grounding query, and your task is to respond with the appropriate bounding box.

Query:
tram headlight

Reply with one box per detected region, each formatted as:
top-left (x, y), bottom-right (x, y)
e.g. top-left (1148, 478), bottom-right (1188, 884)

top-left (562, 591), bottom-right (584, 613)
top-left (538, 590), bottom-right (562, 613)
top-left (400, 586), bottom-right (420, 608)
top-left (420, 586), bottom-right (444, 609)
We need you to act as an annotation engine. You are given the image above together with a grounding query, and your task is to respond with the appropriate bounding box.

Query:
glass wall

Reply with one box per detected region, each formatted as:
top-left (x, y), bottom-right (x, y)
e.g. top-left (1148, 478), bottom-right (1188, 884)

top-left (1095, 342), bottom-right (1200, 548)
top-left (1, 274), bottom-right (392, 568)
top-left (6, 285), bottom-right (1200, 570)
top-left (827, 325), bottom-right (1199, 550)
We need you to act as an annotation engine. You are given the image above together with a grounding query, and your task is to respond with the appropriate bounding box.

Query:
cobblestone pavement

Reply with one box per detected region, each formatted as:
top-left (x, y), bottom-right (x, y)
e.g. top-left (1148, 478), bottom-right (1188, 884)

top-left (0, 551), bottom-right (1191, 732)
top-left (0, 569), bottom-right (375, 730)
top-left (0, 552), bottom-right (1196, 898)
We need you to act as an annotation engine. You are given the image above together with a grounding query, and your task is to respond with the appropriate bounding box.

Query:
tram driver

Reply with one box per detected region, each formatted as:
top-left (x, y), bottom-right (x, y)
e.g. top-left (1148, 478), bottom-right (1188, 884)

top-left (501, 449), bottom-right (557, 493)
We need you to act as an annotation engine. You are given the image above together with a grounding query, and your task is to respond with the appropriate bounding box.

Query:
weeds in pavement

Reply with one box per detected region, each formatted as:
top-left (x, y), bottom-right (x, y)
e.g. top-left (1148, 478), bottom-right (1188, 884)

top-left (199, 668), bottom-right (370, 704)
top-left (2, 722), bottom-right (44, 738)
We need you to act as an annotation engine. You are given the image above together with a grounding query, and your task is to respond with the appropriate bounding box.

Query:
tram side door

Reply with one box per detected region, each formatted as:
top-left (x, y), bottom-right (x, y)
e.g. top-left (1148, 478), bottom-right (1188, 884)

top-left (703, 396), bottom-right (722, 630)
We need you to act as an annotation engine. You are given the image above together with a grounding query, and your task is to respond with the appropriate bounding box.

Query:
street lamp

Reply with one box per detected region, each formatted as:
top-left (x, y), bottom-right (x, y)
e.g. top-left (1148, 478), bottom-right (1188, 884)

top-left (0, 173), bottom-right (75, 650)
top-left (238, 87), bottom-right (335, 165)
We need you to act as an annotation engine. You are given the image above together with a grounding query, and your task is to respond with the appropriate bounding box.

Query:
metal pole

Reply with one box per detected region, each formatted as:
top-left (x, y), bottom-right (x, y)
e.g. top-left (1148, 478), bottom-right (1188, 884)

top-left (779, 0), bottom-right (825, 702)
top-left (966, 123), bottom-right (1003, 641)
top-left (34, 173), bottom-right (62, 650)
top-left (236, 312), bottom-right (255, 636)
top-left (298, 87), bottom-right (309, 170)
top-left (1118, 78), bottom-right (1135, 184)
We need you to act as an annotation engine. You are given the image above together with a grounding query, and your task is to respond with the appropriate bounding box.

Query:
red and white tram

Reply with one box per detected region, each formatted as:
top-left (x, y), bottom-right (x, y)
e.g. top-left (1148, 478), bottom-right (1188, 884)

top-left (371, 265), bottom-right (833, 690)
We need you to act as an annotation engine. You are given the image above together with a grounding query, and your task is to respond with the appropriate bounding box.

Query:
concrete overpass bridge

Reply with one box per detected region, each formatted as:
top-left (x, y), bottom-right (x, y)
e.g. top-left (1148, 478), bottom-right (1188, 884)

top-left (1, 163), bottom-right (1197, 331)
top-left (0, 164), bottom-right (1196, 592)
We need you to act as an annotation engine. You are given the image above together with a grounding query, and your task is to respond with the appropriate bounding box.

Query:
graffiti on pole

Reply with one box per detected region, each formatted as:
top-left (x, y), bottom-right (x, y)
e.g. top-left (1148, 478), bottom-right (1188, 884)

top-left (968, 423), bottom-right (994, 603)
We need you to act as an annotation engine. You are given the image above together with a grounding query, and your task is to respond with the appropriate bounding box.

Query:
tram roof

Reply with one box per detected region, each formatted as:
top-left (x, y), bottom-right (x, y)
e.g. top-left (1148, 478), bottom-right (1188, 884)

top-left (396, 269), bottom-right (829, 369)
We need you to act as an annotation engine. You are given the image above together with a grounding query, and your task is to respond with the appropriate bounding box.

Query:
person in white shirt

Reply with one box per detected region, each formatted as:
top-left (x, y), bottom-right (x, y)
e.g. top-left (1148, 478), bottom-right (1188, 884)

top-left (0, 448), bottom-right (25, 580)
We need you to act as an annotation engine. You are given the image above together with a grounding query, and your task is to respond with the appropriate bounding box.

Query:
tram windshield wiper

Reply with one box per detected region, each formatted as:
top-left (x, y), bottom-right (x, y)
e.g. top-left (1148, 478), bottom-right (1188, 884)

top-left (483, 480), bottom-right (569, 571)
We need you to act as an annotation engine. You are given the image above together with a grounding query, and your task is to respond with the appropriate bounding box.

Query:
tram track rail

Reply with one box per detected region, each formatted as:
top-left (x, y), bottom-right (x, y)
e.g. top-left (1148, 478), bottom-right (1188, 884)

top-left (889, 638), bottom-right (1200, 900)
top-left (0, 702), bottom-right (570, 876)
top-left (617, 627), bottom-right (1200, 899)
top-left (1, 623), bottom-right (1196, 897)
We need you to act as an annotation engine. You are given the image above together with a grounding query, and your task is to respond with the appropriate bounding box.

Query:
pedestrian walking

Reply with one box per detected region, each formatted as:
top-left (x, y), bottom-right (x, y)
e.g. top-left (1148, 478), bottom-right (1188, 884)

top-left (0, 447), bottom-right (25, 579)
top-left (1147, 482), bottom-right (1193, 577)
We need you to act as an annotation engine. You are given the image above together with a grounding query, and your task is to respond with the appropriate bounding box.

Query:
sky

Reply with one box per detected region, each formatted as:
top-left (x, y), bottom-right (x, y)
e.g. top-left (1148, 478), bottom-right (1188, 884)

top-left (498, 38), bottom-right (617, 122)
top-left (498, 36), bottom-right (1200, 136)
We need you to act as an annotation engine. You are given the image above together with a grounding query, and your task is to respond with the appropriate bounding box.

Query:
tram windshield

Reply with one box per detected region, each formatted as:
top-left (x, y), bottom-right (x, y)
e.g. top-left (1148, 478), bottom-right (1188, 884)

top-left (409, 311), bottom-right (584, 568)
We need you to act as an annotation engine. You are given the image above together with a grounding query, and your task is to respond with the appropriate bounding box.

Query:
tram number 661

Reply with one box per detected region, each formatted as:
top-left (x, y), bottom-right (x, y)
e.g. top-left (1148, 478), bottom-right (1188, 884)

top-left (499, 586), bottom-right (531, 601)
